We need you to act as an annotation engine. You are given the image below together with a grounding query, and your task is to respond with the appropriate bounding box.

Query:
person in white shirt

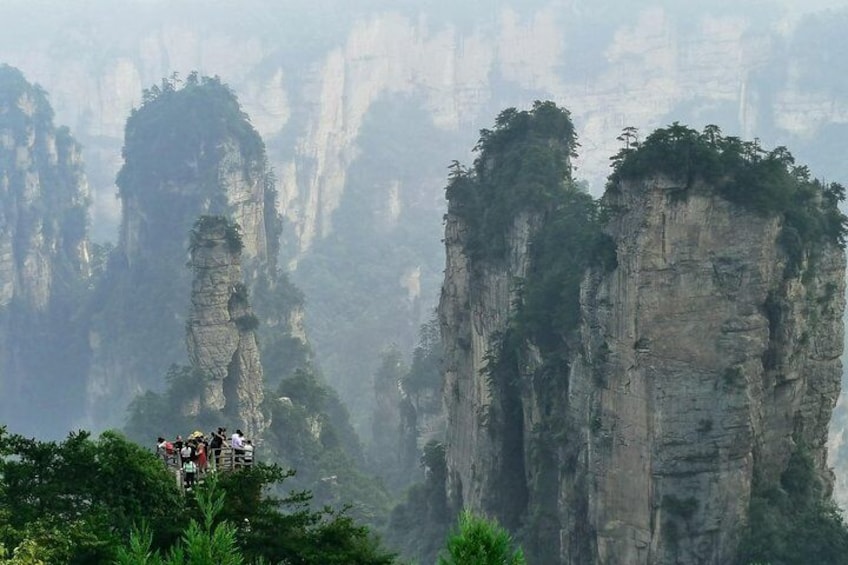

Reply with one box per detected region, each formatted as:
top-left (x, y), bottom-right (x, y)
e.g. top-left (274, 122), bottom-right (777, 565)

top-left (232, 429), bottom-right (245, 467)
top-left (180, 444), bottom-right (193, 464)
top-left (156, 437), bottom-right (168, 463)
top-left (243, 440), bottom-right (254, 466)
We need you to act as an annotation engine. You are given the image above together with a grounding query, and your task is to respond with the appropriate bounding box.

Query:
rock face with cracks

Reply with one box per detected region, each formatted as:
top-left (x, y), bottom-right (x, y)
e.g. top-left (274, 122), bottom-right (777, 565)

top-left (440, 173), bottom-right (845, 564)
top-left (85, 77), bottom-right (281, 429)
top-left (185, 217), bottom-right (265, 438)
top-left (0, 65), bottom-right (91, 435)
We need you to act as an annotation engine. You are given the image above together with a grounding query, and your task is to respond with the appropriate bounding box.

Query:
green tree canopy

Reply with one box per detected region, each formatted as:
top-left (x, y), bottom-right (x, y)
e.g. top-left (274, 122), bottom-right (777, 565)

top-left (0, 428), bottom-right (184, 563)
top-left (0, 427), bottom-right (396, 564)
top-left (445, 100), bottom-right (579, 261)
top-left (607, 123), bottom-right (847, 272)
top-left (437, 510), bottom-right (525, 565)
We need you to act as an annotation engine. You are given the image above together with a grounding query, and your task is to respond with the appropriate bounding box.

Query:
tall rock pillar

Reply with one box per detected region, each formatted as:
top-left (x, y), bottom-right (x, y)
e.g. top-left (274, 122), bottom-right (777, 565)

top-left (186, 216), bottom-right (266, 438)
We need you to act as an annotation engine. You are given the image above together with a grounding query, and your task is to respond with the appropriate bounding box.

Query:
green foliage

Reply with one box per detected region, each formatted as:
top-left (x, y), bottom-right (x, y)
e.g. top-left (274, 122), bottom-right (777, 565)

top-left (385, 440), bottom-right (450, 565)
top-left (208, 464), bottom-right (395, 565)
top-left (402, 316), bottom-right (443, 400)
top-left (376, 316), bottom-right (445, 495)
top-left (118, 73), bottom-right (265, 204)
top-left (0, 66), bottom-right (92, 437)
top-left (445, 100), bottom-right (579, 262)
top-left (735, 447), bottom-right (848, 564)
top-left (437, 510), bottom-right (526, 565)
top-left (445, 101), bottom-right (613, 376)
top-left (662, 495), bottom-right (698, 520)
top-left (233, 313), bottom-right (259, 332)
top-left (370, 346), bottom-right (407, 491)
top-left (445, 101), bottom-right (612, 364)
top-left (87, 72), bottom-right (285, 431)
top-left (115, 469), bottom-right (396, 565)
top-left (0, 65), bottom-right (54, 141)
top-left (608, 124), bottom-right (848, 272)
top-left (0, 427), bottom-right (184, 563)
top-left (263, 369), bottom-right (393, 528)
top-left (189, 216), bottom-right (244, 255)
top-left (250, 270), bottom-right (310, 391)
top-left (229, 283), bottom-right (250, 306)
top-left (0, 426), bottom-right (397, 564)
top-left (723, 366), bottom-right (744, 389)
top-left (126, 363), bottom-right (393, 543)
top-left (437, 102), bottom-right (613, 561)
top-left (115, 477), bottom-right (244, 565)
top-left (515, 188), bottom-right (615, 352)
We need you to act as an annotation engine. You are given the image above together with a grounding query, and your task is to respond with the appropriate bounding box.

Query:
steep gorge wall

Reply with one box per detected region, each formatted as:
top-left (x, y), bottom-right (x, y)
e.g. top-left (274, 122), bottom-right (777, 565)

top-left (2, 3), bottom-right (846, 248)
top-left (0, 65), bottom-right (91, 435)
top-left (566, 178), bottom-right (844, 563)
top-left (3, 2), bottom-right (848, 452)
top-left (439, 120), bottom-right (846, 563)
top-left (440, 208), bottom-right (541, 520)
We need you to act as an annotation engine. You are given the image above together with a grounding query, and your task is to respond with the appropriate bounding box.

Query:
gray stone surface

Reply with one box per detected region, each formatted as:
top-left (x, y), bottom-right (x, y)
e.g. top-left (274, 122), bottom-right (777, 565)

top-left (185, 218), bottom-right (266, 438)
top-left (440, 176), bottom-right (845, 564)
top-left (0, 72), bottom-right (92, 433)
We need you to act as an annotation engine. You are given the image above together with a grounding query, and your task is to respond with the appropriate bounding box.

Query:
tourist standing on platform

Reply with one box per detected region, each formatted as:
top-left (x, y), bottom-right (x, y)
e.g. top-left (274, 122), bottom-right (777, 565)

top-left (183, 457), bottom-right (197, 489)
top-left (174, 435), bottom-right (184, 464)
top-left (211, 427), bottom-right (225, 470)
top-left (243, 440), bottom-right (254, 466)
top-left (197, 437), bottom-right (208, 474)
top-left (180, 442), bottom-right (194, 467)
top-left (232, 429), bottom-right (245, 468)
top-left (156, 437), bottom-right (168, 463)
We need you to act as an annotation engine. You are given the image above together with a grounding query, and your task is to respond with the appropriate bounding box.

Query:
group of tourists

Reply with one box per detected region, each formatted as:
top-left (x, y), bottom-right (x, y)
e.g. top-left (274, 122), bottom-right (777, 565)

top-left (155, 427), bottom-right (255, 489)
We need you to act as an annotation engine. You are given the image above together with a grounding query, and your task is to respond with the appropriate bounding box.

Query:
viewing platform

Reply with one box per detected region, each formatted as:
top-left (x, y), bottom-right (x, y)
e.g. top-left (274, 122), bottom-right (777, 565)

top-left (162, 444), bottom-right (255, 490)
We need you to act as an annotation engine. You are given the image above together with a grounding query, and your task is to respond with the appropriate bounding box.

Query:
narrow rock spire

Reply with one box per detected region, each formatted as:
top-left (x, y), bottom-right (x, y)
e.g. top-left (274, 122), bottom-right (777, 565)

top-left (185, 215), bottom-right (266, 438)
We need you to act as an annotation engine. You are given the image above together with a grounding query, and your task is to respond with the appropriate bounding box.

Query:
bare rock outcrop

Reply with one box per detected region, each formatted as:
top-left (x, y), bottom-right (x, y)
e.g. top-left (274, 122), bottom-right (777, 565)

top-left (563, 177), bottom-right (845, 563)
top-left (438, 114), bottom-right (846, 564)
top-left (85, 76), bottom-right (284, 428)
top-left (185, 216), bottom-right (265, 438)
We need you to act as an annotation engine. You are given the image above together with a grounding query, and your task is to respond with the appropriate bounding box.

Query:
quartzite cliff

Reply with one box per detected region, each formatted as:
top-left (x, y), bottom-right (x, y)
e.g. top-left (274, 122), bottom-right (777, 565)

top-left (439, 107), bottom-right (846, 564)
top-left (0, 65), bottom-right (91, 435)
top-left (86, 75), bottom-right (298, 430)
top-left (185, 216), bottom-right (266, 438)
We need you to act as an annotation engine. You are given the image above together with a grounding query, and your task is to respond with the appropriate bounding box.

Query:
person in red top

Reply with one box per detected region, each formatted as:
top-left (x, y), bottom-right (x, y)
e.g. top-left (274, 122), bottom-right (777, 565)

top-left (197, 439), bottom-right (208, 473)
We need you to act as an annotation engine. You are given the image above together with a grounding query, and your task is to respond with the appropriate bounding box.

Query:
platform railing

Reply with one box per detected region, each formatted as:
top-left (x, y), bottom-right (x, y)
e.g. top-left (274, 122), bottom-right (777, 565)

top-left (160, 444), bottom-right (255, 490)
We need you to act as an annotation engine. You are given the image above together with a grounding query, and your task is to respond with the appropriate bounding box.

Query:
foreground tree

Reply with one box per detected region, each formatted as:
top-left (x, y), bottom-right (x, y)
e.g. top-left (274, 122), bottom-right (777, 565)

top-left (0, 427), bottom-right (396, 564)
top-left (437, 511), bottom-right (525, 565)
top-left (115, 477), bottom-right (243, 565)
top-left (0, 428), bottom-right (184, 563)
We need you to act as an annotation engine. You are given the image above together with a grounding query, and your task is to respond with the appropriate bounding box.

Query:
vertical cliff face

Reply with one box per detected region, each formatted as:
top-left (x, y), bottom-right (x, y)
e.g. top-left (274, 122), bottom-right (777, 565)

top-left (439, 102), bottom-right (583, 546)
top-left (0, 65), bottom-right (91, 435)
top-left (439, 115), bottom-right (846, 563)
top-left (185, 216), bottom-right (265, 438)
top-left (566, 177), bottom-right (844, 564)
top-left (0, 65), bottom-right (90, 311)
top-left (6, 4), bottom-right (847, 442)
top-left (440, 208), bottom-right (541, 519)
top-left (86, 75), bottom-right (285, 428)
